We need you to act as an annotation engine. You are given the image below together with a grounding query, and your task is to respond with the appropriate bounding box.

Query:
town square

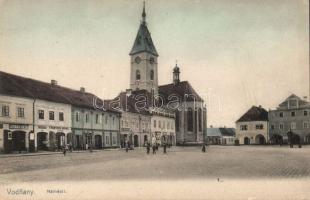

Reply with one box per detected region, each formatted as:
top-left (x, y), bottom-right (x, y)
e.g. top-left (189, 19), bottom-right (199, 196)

top-left (0, 0), bottom-right (308, 199)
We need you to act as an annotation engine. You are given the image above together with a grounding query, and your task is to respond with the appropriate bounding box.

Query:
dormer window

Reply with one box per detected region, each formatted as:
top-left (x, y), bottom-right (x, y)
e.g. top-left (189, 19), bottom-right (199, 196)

top-left (136, 70), bottom-right (141, 80)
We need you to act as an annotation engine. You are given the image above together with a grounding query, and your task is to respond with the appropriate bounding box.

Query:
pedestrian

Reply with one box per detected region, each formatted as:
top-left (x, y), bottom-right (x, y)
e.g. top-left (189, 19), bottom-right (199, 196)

top-left (202, 144), bottom-right (206, 153)
top-left (63, 145), bottom-right (68, 156)
top-left (125, 141), bottom-right (129, 153)
top-left (146, 142), bottom-right (150, 154)
top-left (69, 142), bottom-right (72, 152)
top-left (156, 143), bottom-right (159, 151)
top-left (152, 144), bottom-right (156, 154)
top-left (163, 142), bottom-right (167, 154)
top-left (85, 143), bottom-right (88, 151)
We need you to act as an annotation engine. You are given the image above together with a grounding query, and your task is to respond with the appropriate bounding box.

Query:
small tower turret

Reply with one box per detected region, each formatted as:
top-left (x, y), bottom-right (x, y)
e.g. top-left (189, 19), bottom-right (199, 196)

top-left (173, 62), bottom-right (180, 85)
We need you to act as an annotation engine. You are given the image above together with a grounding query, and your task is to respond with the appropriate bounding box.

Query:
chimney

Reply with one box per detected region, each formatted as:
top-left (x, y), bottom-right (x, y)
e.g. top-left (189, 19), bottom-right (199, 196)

top-left (51, 80), bottom-right (57, 85)
top-left (80, 87), bottom-right (85, 92)
top-left (126, 89), bottom-right (132, 97)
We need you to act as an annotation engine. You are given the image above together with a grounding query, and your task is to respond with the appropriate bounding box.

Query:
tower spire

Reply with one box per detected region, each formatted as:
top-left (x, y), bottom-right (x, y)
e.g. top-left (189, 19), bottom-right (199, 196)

top-left (142, 1), bottom-right (146, 24)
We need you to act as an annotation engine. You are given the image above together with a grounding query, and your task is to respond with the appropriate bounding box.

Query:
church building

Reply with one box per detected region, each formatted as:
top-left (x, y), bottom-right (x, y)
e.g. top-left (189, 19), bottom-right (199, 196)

top-left (108, 3), bottom-right (207, 146)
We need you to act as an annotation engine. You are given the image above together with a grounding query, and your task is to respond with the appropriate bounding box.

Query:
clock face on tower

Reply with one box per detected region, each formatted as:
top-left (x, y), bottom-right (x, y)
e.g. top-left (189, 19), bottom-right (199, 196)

top-left (135, 56), bottom-right (141, 64)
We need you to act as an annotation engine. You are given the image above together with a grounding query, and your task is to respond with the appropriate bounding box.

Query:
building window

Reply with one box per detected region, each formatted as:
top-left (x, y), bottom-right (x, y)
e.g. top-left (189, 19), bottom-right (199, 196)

top-left (270, 124), bottom-right (275, 130)
top-left (49, 111), bottom-right (54, 120)
top-left (17, 107), bottom-right (25, 118)
top-left (279, 112), bottom-right (283, 118)
top-left (59, 112), bottom-right (64, 121)
top-left (85, 113), bottom-right (89, 123)
top-left (159, 121), bottom-right (161, 128)
top-left (136, 70), bottom-right (141, 80)
top-left (291, 111), bottom-right (295, 117)
top-left (105, 116), bottom-right (108, 124)
top-left (240, 125), bottom-right (247, 131)
top-left (75, 112), bottom-right (80, 122)
top-left (105, 135), bottom-right (110, 145)
top-left (95, 114), bottom-right (99, 124)
top-left (255, 124), bottom-right (264, 129)
top-left (38, 110), bottom-right (44, 119)
top-left (150, 70), bottom-right (154, 80)
top-left (1, 105), bottom-right (9, 117)
top-left (289, 100), bottom-right (297, 108)
top-left (112, 135), bottom-right (117, 145)
top-left (291, 122), bottom-right (296, 130)
top-left (187, 108), bottom-right (193, 131)
top-left (303, 122), bottom-right (309, 129)
top-left (304, 110), bottom-right (308, 116)
top-left (279, 123), bottom-right (284, 130)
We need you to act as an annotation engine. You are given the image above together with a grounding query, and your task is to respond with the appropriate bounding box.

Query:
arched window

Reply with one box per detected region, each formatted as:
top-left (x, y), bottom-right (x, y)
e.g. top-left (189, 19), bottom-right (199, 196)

top-left (136, 70), bottom-right (141, 80)
top-left (187, 108), bottom-right (193, 132)
top-left (150, 70), bottom-right (154, 80)
top-left (175, 111), bottom-right (180, 132)
top-left (198, 108), bottom-right (202, 131)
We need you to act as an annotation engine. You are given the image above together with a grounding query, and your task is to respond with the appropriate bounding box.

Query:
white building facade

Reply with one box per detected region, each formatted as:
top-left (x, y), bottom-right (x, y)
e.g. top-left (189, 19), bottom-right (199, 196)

top-left (0, 94), bottom-right (34, 153)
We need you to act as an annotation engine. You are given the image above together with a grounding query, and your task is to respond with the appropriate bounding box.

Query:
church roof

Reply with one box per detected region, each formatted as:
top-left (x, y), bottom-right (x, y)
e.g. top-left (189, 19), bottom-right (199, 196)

top-left (0, 71), bottom-right (118, 113)
top-left (158, 81), bottom-right (204, 102)
top-left (105, 90), bottom-right (153, 115)
top-left (236, 106), bottom-right (268, 123)
top-left (129, 5), bottom-right (158, 56)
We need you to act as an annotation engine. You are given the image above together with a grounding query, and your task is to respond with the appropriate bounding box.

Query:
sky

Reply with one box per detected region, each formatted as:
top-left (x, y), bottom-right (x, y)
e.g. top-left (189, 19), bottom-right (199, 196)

top-left (0, 0), bottom-right (309, 127)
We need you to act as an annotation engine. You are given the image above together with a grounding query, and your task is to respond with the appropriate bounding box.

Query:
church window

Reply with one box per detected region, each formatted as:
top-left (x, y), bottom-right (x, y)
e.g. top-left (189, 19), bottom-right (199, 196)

top-left (136, 70), bottom-right (141, 80)
top-left (187, 108), bottom-right (193, 131)
top-left (198, 108), bottom-right (202, 131)
top-left (176, 111), bottom-right (179, 131)
top-left (150, 70), bottom-right (154, 80)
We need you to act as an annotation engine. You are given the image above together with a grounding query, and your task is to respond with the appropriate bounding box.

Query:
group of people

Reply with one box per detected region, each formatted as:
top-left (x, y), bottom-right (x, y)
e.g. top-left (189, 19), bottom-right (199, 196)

top-left (145, 142), bottom-right (168, 154)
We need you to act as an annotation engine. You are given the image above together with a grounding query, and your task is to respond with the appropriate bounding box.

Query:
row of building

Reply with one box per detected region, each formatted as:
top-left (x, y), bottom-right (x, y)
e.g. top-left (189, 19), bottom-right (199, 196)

top-left (0, 4), bottom-right (207, 153)
top-left (236, 94), bottom-right (310, 145)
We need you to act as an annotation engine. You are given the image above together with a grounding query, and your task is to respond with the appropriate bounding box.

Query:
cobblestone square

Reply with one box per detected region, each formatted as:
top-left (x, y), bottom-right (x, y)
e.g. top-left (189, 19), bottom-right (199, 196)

top-left (1, 146), bottom-right (310, 182)
top-left (1, 146), bottom-right (310, 199)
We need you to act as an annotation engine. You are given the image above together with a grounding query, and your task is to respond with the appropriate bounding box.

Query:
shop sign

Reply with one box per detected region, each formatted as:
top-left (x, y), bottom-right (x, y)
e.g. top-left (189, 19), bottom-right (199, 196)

top-left (9, 124), bottom-right (28, 129)
top-left (30, 133), bottom-right (35, 140)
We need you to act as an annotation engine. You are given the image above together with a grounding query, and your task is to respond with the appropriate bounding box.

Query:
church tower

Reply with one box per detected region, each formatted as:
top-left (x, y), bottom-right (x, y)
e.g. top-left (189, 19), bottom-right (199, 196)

top-left (129, 2), bottom-right (159, 95)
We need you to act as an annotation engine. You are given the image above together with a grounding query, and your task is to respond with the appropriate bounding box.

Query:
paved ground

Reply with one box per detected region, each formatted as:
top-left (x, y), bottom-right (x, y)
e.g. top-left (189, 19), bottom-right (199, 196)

top-left (1, 146), bottom-right (310, 200)
top-left (0, 145), bottom-right (310, 182)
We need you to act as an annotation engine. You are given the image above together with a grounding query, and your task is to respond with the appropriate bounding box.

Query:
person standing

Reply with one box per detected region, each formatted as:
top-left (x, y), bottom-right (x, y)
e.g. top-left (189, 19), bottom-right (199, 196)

top-left (125, 141), bottom-right (129, 153)
top-left (63, 145), bottom-right (68, 156)
top-left (163, 142), bottom-right (167, 154)
top-left (152, 144), bottom-right (156, 154)
top-left (146, 142), bottom-right (150, 154)
top-left (202, 144), bottom-right (206, 153)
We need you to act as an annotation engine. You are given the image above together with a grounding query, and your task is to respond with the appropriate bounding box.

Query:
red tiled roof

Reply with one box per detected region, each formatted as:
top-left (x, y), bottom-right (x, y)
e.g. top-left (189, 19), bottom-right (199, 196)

top-left (236, 106), bottom-right (268, 122)
top-left (0, 71), bottom-right (119, 113)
